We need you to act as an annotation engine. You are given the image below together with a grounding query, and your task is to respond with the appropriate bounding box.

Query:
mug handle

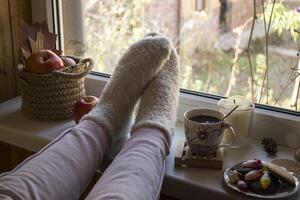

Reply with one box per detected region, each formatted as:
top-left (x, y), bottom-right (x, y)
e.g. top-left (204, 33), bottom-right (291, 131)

top-left (218, 124), bottom-right (236, 148)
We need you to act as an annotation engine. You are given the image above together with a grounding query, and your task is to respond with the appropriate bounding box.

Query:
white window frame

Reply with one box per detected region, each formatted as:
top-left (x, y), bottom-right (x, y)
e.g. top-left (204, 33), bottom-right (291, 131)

top-left (31, 0), bottom-right (300, 149)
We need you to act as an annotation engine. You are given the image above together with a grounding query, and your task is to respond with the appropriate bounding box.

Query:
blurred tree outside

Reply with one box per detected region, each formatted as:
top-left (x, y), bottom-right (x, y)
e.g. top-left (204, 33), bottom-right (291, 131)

top-left (179, 0), bottom-right (300, 110)
top-left (83, 0), bottom-right (152, 74)
top-left (66, 0), bottom-right (300, 111)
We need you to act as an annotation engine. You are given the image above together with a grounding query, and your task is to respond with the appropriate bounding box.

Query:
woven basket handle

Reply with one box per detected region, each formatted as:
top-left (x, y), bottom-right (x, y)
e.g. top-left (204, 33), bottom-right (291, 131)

top-left (52, 58), bottom-right (94, 79)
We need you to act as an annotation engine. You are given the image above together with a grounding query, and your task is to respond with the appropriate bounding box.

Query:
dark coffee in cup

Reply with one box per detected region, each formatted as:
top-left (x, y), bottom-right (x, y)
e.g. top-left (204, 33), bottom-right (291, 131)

top-left (184, 109), bottom-right (236, 155)
top-left (189, 115), bottom-right (220, 124)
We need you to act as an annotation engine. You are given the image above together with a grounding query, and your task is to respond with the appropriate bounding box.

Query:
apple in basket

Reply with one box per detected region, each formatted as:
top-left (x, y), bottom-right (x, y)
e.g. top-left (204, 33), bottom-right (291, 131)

top-left (73, 96), bottom-right (99, 124)
top-left (25, 50), bottom-right (64, 74)
top-left (61, 57), bottom-right (76, 67)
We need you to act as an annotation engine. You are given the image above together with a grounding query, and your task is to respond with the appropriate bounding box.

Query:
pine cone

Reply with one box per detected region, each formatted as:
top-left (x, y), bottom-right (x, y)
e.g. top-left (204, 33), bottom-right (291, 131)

top-left (261, 137), bottom-right (277, 155)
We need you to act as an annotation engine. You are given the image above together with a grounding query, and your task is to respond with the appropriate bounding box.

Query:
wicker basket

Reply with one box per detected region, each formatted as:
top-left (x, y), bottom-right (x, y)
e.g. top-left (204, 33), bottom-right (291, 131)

top-left (18, 57), bottom-right (94, 121)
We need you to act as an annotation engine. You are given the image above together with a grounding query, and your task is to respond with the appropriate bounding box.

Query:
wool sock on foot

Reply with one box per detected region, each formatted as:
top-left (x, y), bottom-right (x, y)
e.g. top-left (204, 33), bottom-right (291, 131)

top-left (82, 34), bottom-right (171, 142)
top-left (131, 44), bottom-right (180, 152)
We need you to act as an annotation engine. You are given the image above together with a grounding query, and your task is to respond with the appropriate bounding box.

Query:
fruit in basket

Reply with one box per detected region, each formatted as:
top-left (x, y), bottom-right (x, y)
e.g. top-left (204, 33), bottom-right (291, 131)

top-left (20, 22), bottom-right (62, 64)
top-left (73, 96), bottom-right (99, 124)
top-left (61, 57), bottom-right (76, 67)
top-left (25, 50), bottom-right (64, 74)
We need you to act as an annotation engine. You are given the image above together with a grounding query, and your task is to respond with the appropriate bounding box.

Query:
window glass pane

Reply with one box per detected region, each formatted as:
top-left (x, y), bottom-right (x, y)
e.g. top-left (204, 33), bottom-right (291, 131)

top-left (62, 0), bottom-right (300, 111)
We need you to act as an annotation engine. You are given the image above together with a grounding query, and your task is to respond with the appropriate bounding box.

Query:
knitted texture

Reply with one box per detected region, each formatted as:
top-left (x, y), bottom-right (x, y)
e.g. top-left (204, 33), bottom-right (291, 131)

top-left (18, 57), bottom-right (93, 121)
top-left (131, 45), bottom-right (180, 149)
top-left (82, 34), bottom-right (171, 141)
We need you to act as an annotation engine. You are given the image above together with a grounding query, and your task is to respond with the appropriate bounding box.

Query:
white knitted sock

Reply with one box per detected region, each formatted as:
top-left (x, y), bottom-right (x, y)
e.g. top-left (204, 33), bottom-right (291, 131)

top-left (82, 34), bottom-right (171, 142)
top-left (131, 45), bottom-right (180, 151)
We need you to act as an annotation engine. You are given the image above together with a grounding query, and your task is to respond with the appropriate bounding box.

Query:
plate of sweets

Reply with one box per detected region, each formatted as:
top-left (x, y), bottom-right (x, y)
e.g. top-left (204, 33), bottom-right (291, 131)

top-left (224, 159), bottom-right (299, 198)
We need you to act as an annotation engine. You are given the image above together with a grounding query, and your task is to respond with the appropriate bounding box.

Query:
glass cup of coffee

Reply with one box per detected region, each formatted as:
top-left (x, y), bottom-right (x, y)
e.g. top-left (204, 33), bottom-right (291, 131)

top-left (184, 108), bottom-right (236, 156)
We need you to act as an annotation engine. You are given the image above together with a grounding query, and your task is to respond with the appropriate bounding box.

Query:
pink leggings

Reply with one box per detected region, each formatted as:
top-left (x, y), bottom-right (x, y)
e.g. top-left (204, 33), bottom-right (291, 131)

top-left (0, 120), bottom-right (168, 200)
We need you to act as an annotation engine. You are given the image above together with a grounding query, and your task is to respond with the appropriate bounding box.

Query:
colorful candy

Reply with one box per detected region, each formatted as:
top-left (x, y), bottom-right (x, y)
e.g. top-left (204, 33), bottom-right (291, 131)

top-left (242, 159), bottom-right (262, 169)
top-left (267, 163), bottom-right (295, 185)
top-left (227, 159), bottom-right (294, 195)
top-left (245, 170), bottom-right (263, 181)
top-left (236, 167), bottom-right (252, 176)
top-left (237, 180), bottom-right (248, 191)
top-left (227, 159), bottom-right (290, 195)
top-left (260, 172), bottom-right (271, 190)
top-left (228, 170), bottom-right (240, 183)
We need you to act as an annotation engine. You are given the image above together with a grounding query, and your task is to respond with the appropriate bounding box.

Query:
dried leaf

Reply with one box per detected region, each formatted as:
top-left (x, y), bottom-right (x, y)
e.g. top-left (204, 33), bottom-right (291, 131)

top-left (19, 21), bottom-right (62, 61)
top-left (20, 21), bottom-right (35, 52)
top-left (37, 21), bottom-right (57, 51)
top-left (53, 49), bottom-right (63, 56)
top-left (21, 47), bottom-right (31, 60)
top-left (44, 34), bottom-right (58, 50)
top-left (29, 36), bottom-right (39, 53)
top-left (36, 31), bottom-right (44, 51)
top-left (21, 20), bottom-right (36, 40)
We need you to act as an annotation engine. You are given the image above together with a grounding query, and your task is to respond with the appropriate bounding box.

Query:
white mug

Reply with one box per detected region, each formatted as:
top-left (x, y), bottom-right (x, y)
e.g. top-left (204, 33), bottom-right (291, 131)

top-left (184, 108), bottom-right (236, 156)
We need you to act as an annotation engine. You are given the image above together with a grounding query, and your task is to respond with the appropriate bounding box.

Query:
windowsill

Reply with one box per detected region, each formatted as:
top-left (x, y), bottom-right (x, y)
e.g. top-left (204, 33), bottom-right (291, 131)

top-left (0, 96), bottom-right (299, 199)
top-left (0, 96), bottom-right (75, 152)
top-left (164, 123), bottom-right (300, 200)
top-left (84, 73), bottom-right (300, 149)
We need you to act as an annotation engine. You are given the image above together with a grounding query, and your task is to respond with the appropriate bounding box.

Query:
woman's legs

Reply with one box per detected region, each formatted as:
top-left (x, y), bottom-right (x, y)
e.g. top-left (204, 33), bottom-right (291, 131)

top-left (85, 128), bottom-right (168, 200)
top-left (0, 126), bottom-right (169, 200)
top-left (0, 120), bottom-right (110, 200)
top-left (86, 37), bottom-right (179, 200)
top-left (0, 34), bottom-right (171, 200)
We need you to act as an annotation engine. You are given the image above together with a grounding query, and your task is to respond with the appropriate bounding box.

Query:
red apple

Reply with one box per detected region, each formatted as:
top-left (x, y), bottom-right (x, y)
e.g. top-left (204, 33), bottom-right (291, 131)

top-left (61, 57), bottom-right (76, 67)
top-left (25, 50), bottom-right (64, 74)
top-left (73, 96), bottom-right (99, 124)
